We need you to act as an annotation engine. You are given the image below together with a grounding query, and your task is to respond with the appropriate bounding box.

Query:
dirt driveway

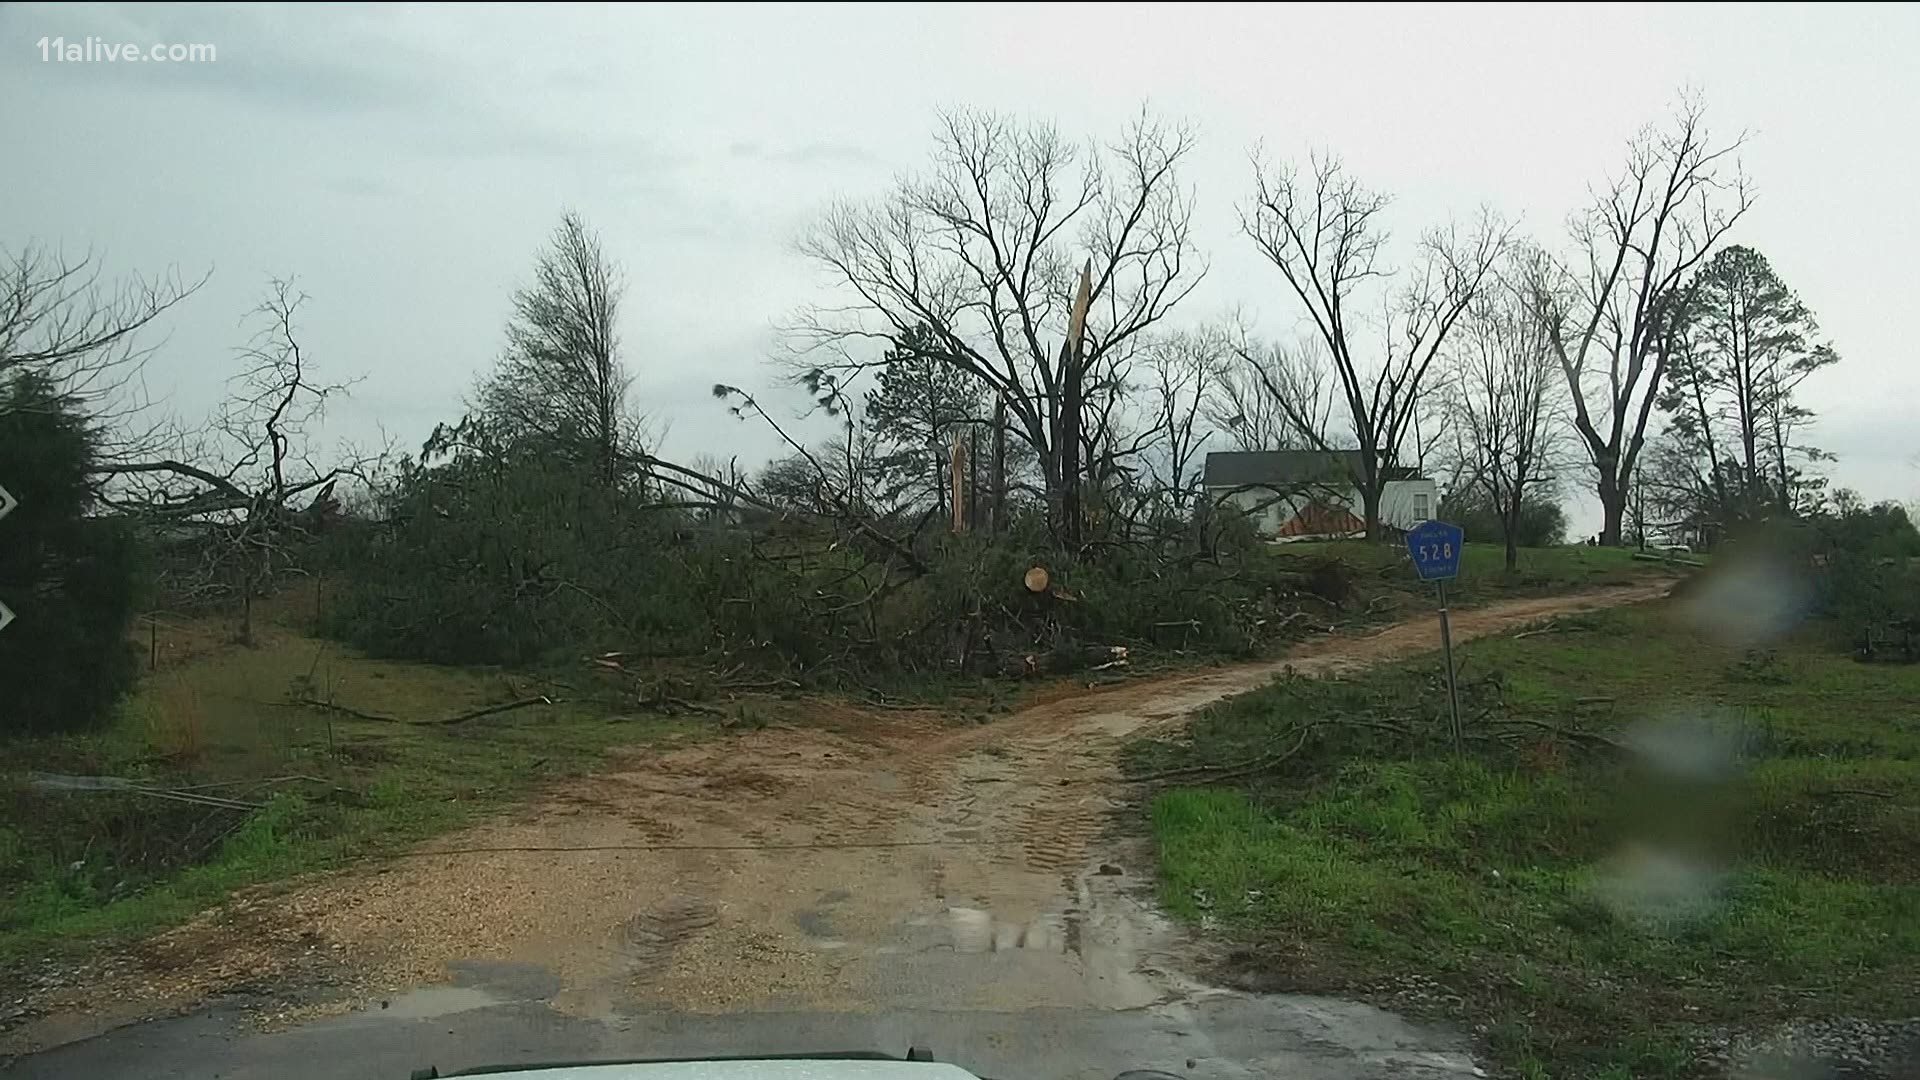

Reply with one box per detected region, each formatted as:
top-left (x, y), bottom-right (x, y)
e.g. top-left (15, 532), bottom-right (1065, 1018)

top-left (4, 583), bottom-right (1669, 1074)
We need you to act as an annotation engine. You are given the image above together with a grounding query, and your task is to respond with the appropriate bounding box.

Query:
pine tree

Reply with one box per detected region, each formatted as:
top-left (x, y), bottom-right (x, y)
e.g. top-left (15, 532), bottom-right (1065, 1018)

top-left (861, 325), bottom-right (985, 516)
top-left (0, 372), bottom-right (140, 733)
top-left (1656, 245), bottom-right (1838, 527)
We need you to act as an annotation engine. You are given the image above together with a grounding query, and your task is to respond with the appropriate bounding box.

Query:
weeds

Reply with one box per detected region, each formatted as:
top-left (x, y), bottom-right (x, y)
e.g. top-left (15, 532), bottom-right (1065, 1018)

top-left (1725, 648), bottom-right (1793, 685)
top-left (1138, 603), bottom-right (1920, 1077)
top-left (0, 618), bottom-right (687, 960)
top-left (1276, 541), bottom-right (1661, 605)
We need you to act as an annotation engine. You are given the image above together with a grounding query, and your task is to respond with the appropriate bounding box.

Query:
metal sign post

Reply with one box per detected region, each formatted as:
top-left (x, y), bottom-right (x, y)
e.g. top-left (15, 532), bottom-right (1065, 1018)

top-left (1405, 519), bottom-right (1465, 755)
top-left (1435, 578), bottom-right (1462, 755)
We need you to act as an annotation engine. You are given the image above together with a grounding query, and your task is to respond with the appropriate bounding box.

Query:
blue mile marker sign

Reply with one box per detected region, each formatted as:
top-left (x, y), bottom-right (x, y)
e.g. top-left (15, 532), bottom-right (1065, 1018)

top-left (1405, 519), bottom-right (1464, 582)
top-left (1407, 518), bottom-right (1466, 754)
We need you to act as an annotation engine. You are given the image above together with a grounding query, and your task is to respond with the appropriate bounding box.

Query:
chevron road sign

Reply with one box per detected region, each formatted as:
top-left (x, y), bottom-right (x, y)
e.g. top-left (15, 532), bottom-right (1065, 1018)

top-left (0, 480), bottom-right (14, 632)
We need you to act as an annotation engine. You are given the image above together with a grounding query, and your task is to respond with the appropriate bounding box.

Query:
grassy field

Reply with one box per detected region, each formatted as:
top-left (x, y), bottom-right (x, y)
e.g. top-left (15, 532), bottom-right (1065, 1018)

top-left (1279, 539), bottom-right (1672, 607)
top-left (0, 542), bottom-right (1683, 970)
top-left (0, 598), bottom-right (695, 962)
top-left (1130, 599), bottom-right (1920, 1078)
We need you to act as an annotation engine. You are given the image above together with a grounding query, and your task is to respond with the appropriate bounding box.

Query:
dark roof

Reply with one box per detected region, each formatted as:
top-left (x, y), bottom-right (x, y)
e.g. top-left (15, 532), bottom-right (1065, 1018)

top-left (1202, 450), bottom-right (1422, 487)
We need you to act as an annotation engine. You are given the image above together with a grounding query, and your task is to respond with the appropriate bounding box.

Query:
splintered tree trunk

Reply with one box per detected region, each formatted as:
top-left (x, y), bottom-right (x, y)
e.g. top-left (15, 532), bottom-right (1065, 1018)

top-left (967, 424), bottom-right (979, 531)
top-left (1056, 261), bottom-right (1092, 552)
top-left (1059, 350), bottom-right (1083, 550)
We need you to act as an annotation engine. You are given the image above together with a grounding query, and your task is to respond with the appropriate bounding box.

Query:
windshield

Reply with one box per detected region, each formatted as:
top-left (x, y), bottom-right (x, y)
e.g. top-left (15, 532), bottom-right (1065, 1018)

top-left (4, 5), bottom-right (1917, 1080)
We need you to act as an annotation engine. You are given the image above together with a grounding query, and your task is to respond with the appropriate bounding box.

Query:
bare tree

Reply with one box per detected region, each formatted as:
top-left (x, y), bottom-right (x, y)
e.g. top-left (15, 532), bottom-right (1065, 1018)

top-left (99, 280), bottom-right (375, 634)
top-left (791, 107), bottom-right (1203, 547)
top-left (1193, 331), bottom-right (1365, 528)
top-left (674, 452), bottom-right (748, 518)
top-left (1204, 319), bottom-right (1293, 453)
top-left (1531, 98), bottom-right (1750, 545)
top-left (713, 383), bottom-right (930, 573)
top-left (1139, 327), bottom-right (1223, 513)
top-left (755, 451), bottom-right (833, 515)
top-left (1448, 248), bottom-right (1565, 569)
top-left (1242, 152), bottom-right (1506, 538)
top-left (0, 241), bottom-right (206, 464)
top-left (1636, 429), bottom-right (1712, 544)
top-left (1231, 333), bottom-right (1338, 451)
top-left (105, 281), bottom-right (356, 515)
top-left (477, 211), bottom-right (640, 486)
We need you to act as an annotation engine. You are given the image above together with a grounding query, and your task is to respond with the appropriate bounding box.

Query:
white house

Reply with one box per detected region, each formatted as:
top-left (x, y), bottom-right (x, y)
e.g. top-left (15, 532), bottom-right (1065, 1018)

top-left (1201, 450), bottom-right (1438, 539)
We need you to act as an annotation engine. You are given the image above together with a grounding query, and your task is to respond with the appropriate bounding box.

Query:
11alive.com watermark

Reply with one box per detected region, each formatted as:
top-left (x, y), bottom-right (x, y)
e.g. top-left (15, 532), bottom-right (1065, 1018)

top-left (37, 35), bottom-right (216, 63)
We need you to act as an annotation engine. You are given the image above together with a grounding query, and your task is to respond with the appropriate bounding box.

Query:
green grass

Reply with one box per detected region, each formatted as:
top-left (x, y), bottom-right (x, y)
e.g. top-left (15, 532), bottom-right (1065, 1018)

top-left (1133, 603), bottom-right (1920, 1078)
top-left (1278, 541), bottom-right (1670, 606)
top-left (1, 611), bottom-right (691, 961)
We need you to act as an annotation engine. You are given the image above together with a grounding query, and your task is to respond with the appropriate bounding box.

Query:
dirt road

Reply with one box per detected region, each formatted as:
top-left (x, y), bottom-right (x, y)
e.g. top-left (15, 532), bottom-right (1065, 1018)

top-left (3, 583), bottom-right (1669, 1078)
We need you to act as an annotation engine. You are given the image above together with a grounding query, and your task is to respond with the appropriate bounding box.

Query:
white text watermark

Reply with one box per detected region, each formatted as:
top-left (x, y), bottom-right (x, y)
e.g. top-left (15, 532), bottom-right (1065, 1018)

top-left (37, 36), bottom-right (216, 63)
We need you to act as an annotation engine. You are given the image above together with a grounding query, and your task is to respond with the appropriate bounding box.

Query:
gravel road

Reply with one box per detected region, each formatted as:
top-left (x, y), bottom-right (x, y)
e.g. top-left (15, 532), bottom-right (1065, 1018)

top-left (2, 584), bottom-right (1673, 1079)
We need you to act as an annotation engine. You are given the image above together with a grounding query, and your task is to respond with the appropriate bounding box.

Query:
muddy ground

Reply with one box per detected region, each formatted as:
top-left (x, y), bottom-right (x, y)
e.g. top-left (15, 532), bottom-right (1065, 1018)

top-left (1, 584), bottom-right (1672, 1078)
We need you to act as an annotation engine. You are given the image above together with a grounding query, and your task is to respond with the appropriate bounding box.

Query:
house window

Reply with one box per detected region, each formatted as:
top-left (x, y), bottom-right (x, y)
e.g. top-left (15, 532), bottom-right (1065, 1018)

top-left (1412, 492), bottom-right (1430, 521)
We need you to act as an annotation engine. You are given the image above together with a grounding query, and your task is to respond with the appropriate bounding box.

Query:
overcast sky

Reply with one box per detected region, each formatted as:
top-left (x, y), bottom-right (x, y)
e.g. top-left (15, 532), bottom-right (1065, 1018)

top-left (4, 2), bottom-right (1916, 529)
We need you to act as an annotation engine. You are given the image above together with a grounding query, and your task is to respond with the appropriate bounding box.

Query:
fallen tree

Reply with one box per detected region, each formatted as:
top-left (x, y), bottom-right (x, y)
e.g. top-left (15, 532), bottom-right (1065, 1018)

top-left (317, 426), bottom-right (1363, 681)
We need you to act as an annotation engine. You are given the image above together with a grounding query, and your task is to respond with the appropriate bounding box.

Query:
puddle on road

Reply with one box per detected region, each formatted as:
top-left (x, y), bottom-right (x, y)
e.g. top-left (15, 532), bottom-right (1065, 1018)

top-left (371, 985), bottom-right (502, 1019)
top-left (944, 905), bottom-right (1077, 955)
top-left (946, 906), bottom-right (994, 952)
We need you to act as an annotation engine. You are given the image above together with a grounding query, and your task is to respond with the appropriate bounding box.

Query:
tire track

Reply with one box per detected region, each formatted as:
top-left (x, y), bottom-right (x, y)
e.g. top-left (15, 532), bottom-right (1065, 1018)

top-left (3, 582), bottom-right (1671, 1054)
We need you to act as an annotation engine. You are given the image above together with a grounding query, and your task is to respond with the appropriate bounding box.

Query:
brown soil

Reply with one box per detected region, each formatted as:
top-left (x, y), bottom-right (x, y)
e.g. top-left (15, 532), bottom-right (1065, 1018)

top-left (3, 582), bottom-right (1670, 1054)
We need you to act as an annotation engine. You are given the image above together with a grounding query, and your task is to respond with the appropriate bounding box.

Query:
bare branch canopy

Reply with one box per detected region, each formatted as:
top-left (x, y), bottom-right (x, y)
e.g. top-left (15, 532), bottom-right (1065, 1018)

top-left (1240, 151), bottom-right (1508, 537)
